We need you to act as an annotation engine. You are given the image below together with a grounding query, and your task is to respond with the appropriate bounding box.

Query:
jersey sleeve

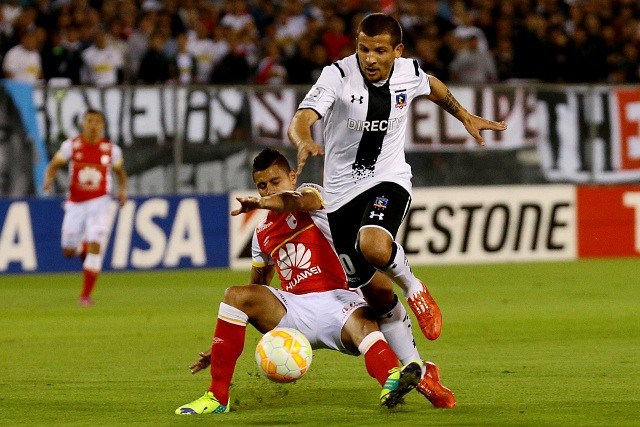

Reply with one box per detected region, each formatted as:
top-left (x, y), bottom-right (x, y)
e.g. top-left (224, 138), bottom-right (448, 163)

top-left (297, 64), bottom-right (342, 118)
top-left (57, 139), bottom-right (73, 161)
top-left (297, 182), bottom-right (325, 208)
top-left (251, 228), bottom-right (274, 267)
top-left (419, 68), bottom-right (432, 96)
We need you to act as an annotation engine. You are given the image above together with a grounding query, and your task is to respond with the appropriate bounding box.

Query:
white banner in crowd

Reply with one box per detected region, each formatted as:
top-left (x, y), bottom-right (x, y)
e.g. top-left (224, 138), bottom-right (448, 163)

top-left (34, 85), bottom-right (640, 184)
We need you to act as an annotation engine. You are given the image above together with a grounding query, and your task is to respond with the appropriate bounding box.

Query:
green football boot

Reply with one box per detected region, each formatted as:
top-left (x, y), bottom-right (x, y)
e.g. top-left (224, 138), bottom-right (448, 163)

top-left (175, 392), bottom-right (229, 415)
top-left (380, 361), bottom-right (422, 408)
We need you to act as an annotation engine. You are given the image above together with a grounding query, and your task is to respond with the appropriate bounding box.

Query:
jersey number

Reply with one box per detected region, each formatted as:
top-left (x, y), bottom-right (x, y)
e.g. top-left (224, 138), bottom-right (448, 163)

top-left (338, 254), bottom-right (356, 275)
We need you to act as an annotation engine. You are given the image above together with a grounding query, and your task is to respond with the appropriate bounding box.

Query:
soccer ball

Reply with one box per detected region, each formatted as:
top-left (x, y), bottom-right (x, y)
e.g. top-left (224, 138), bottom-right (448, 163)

top-left (255, 327), bottom-right (313, 383)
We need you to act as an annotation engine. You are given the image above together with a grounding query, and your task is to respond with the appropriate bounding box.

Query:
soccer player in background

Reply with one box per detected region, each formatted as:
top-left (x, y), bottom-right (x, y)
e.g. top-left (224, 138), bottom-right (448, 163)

top-left (175, 148), bottom-right (454, 415)
top-left (43, 109), bottom-right (127, 306)
top-left (289, 13), bottom-right (507, 340)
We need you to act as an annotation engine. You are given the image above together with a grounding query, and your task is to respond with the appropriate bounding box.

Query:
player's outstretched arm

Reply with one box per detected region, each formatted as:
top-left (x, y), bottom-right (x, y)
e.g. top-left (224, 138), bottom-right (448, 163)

top-left (288, 109), bottom-right (324, 175)
top-left (426, 75), bottom-right (507, 146)
top-left (231, 188), bottom-right (323, 216)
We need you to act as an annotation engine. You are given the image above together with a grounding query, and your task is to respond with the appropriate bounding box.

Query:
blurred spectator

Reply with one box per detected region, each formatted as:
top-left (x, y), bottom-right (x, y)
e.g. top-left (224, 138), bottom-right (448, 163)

top-left (2, 28), bottom-right (42, 83)
top-left (104, 19), bottom-right (127, 63)
top-left (41, 28), bottom-right (82, 84)
top-left (81, 28), bottom-right (123, 86)
top-left (322, 15), bottom-right (351, 62)
top-left (220, 0), bottom-right (256, 34)
top-left (414, 37), bottom-right (447, 80)
top-left (275, 0), bottom-right (308, 56)
top-left (137, 32), bottom-right (170, 83)
top-left (125, 12), bottom-right (155, 82)
top-left (0, 0), bottom-right (639, 87)
top-left (173, 32), bottom-right (197, 84)
top-left (513, 13), bottom-right (548, 80)
top-left (187, 20), bottom-right (222, 84)
top-left (1, 0), bottom-right (21, 33)
top-left (493, 36), bottom-right (516, 82)
top-left (284, 35), bottom-right (317, 84)
top-left (209, 30), bottom-right (249, 84)
top-left (255, 40), bottom-right (287, 85)
top-left (449, 33), bottom-right (497, 84)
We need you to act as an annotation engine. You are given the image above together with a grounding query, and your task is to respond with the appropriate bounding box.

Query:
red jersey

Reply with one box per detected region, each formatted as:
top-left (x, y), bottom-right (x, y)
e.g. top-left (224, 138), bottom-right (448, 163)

top-left (58, 136), bottom-right (123, 202)
top-left (251, 185), bottom-right (348, 295)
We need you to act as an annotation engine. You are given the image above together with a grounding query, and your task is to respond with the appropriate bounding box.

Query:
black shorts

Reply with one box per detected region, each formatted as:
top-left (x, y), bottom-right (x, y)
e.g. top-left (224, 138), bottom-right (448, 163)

top-left (327, 182), bottom-right (411, 288)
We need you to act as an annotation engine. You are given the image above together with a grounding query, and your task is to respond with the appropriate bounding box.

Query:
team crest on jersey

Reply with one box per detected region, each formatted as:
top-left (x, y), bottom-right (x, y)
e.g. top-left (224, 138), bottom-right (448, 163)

top-left (99, 142), bottom-right (111, 152)
top-left (304, 86), bottom-right (324, 102)
top-left (373, 197), bottom-right (389, 210)
top-left (74, 152), bottom-right (83, 161)
top-left (395, 93), bottom-right (407, 109)
top-left (77, 166), bottom-right (102, 189)
top-left (286, 213), bottom-right (298, 229)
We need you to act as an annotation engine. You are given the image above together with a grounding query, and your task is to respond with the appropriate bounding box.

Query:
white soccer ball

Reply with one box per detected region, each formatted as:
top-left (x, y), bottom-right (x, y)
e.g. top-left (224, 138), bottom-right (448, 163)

top-left (255, 327), bottom-right (313, 383)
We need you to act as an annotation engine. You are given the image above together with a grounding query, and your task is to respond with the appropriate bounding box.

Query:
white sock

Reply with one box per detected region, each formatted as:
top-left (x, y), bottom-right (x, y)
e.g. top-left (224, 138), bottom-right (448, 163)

top-left (377, 295), bottom-right (421, 365)
top-left (217, 302), bottom-right (249, 326)
top-left (357, 330), bottom-right (385, 355)
top-left (381, 242), bottom-right (423, 298)
top-left (83, 253), bottom-right (102, 272)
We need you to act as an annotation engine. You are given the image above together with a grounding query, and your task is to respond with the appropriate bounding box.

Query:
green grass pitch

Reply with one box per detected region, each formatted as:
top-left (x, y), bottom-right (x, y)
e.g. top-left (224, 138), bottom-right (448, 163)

top-left (1, 259), bottom-right (639, 426)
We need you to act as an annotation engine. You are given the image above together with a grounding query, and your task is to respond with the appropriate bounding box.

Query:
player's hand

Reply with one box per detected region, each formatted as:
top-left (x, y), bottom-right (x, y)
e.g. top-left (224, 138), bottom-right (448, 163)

top-left (461, 114), bottom-right (507, 146)
top-left (117, 190), bottom-right (127, 207)
top-left (189, 348), bottom-right (211, 374)
top-left (230, 196), bottom-right (261, 216)
top-left (296, 140), bottom-right (324, 175)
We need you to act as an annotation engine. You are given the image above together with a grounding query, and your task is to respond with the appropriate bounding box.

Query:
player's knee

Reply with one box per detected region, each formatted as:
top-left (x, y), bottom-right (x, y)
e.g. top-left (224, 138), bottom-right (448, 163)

top-left (87, 241), bottom-right (101, 254)
top-left (222, 286), bottom-right (244, 307)
top-left (62, 248), bottom-right (76, 258)
top-left (361, 244), bottom-right (391, 268)
top-left (359, 231), bottom-right (392, 268)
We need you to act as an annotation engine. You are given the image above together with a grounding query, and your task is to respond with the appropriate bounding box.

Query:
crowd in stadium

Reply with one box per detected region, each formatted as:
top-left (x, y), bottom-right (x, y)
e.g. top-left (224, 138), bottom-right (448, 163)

top-left (1, 0), bottom-right (639, 86)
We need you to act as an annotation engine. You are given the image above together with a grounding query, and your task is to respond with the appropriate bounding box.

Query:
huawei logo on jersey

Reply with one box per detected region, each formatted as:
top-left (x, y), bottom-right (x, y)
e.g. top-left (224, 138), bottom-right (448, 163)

top-left (278, 243), bottom-right (311, 280)
top-left (77, 166), bottom-right (103, 189)
top-left (277, 243), bottom-right (322, 290)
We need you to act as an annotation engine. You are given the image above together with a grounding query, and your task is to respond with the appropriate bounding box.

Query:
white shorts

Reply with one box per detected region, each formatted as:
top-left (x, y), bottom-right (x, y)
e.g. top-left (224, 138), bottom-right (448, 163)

top-left (61, 195), bottom-right (112, 249)
top-left (264, 286), bottom-right (368, 355)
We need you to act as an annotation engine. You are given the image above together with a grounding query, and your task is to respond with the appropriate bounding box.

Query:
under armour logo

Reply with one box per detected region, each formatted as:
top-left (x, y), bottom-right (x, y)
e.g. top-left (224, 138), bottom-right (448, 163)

top-left (351, 95), bottom-right (364, 104)
top-left (369, 211), bottom-right (384, 220)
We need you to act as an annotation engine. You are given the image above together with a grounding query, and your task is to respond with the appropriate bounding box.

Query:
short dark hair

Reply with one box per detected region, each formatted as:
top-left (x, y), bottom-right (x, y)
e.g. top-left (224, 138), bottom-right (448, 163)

top-left (358, 13), bottom-right (403, 47)
top-left (252, 148), bottom-right (292, 174)
top-left (85, 109), bottom-right (105, 121)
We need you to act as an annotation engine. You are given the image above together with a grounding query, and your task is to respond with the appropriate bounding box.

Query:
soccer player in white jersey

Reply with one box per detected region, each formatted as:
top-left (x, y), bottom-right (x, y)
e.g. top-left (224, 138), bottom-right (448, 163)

top-left (289, 13), bottom-right (507, 340)
top-left (43, 109), bottom-right (127, 306)
top-left (175, 149), bottom-right (454, 415)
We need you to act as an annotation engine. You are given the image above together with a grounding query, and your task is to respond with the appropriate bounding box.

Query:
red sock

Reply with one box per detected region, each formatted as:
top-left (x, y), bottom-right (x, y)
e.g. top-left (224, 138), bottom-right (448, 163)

top-left (80, 269), bottom-right (98, 298)
top-left (208, 318), bottom-right (246, 405)
top-left (364, 339), bottom-right (400, 387)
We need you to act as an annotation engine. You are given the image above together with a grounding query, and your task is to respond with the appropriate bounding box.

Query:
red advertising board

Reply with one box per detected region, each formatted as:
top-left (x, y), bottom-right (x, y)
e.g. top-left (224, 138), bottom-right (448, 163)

top-left (577, 185), bottom-right (640, 257)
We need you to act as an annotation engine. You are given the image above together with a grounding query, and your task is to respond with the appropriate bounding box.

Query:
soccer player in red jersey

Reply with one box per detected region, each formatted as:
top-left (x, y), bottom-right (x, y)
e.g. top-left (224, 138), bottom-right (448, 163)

top-left (43, 109), bottom-right (127, 306)
top-left (175, 149), bottom-right (454, 415)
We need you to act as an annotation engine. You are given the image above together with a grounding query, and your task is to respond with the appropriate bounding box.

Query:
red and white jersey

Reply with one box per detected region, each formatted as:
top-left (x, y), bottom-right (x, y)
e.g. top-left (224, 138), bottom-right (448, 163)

top-left (252, 184), bottom-right (348, 295)
top-left (57, 136), bottom-right (123, 202)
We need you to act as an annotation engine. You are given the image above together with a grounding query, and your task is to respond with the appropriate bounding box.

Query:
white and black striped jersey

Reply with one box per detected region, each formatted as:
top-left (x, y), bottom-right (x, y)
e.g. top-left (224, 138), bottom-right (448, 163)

top-left (297, 54), bottom-right (432, 212)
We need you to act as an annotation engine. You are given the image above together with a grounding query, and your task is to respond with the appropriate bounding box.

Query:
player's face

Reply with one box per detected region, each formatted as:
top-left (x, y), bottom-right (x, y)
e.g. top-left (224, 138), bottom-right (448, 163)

top-left (356, 32), bottom-right (403, 82)
top-left (253, 165), bottom-right (297, 197)
top-left (81, 112), bottom-right (105, 142)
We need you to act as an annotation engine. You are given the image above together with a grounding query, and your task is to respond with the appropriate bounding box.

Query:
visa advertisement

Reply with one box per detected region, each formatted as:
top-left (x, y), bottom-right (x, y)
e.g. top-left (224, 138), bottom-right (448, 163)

top-left (0, 195), bottom-right (228, 273)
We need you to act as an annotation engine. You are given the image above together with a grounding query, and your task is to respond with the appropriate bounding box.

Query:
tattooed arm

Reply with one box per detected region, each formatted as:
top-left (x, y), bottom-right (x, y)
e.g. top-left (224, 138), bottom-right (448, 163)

top-left (426, 75), bottom-right (507, 145)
